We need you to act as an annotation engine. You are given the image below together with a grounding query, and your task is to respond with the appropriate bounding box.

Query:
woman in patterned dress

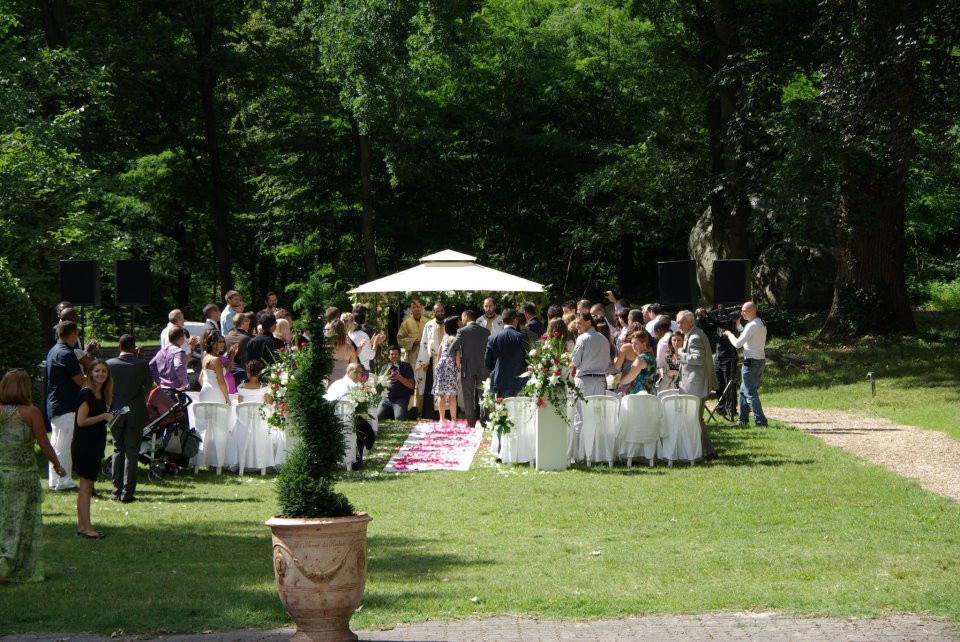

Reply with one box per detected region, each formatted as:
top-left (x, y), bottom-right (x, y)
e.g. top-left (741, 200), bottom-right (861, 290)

top-left (0, 369), bottom-right (66, 583)
top-left (432, 316), bottom-right (461, 426)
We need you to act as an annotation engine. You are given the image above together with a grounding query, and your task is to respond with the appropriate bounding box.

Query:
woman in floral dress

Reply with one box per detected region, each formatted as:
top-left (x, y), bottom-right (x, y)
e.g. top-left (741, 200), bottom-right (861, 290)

top-left (1, 369), bottom-right (66, 583)
top-left (432, 317), bottom-right (461, 426)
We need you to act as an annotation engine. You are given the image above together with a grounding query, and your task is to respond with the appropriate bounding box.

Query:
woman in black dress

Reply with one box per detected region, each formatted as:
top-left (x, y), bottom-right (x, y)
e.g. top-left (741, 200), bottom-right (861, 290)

top-left (72, 359), bottom-right (114, 539)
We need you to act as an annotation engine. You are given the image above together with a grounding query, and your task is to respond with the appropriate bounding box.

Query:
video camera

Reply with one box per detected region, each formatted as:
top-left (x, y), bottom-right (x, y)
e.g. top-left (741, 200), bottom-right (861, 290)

top-left (697, 305), bottom-right (743, 333)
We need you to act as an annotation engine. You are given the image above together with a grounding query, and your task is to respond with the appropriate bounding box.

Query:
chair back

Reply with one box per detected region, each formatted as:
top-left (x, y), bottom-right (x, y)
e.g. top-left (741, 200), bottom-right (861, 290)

top-left (620, 393), bottom-right (662, 445)
top-left (333, 399), bottom-right (358, 470)
top-left (657, 388), bottom-right (680, 399)
top-left (578, 394), bottom-right (619, 465)
top-left (503, 397), bottom-right (537, 464)
top-left (192, 401), bottom-right (230, 469)
top-left (660, 394), bottom-right (703, 462)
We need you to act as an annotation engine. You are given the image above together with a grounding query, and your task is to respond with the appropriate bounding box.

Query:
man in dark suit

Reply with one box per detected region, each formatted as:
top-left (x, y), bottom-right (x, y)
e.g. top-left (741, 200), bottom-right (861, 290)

top-left (520, 302), bottom-right (546, 342)
top-left (450, 309), bottom-right (490, 426)
top-left (484, 308), bottom-right (529, 398)
top-left (107, 334), bottom-right (155, 502)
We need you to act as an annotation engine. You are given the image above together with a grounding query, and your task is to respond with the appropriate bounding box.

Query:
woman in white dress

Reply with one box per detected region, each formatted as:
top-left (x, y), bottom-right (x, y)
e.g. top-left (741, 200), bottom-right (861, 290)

top-left (341, 312), bottom-right (377, 373)
top-left (234, 360), bottom-right (275, 471)
top-left (199, 333), bottom-right (231, 404)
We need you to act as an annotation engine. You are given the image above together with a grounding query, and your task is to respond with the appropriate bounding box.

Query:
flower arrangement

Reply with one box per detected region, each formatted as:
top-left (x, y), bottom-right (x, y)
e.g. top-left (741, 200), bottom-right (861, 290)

top-left (479, 378), bottom-right (513, 436)
top-left (519, 331), bottom-right (583, 414)
top-left (348, 370), bottom-right (390, 418)
top-left (262, 346), bottom-right (300, 431)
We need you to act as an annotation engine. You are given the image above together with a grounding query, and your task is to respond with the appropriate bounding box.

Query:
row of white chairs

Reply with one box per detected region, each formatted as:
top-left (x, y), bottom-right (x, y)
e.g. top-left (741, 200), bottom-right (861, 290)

top-left (496, 389), bottom-right (703, 467)
top-left (188, 399), bottom-right (296, 475)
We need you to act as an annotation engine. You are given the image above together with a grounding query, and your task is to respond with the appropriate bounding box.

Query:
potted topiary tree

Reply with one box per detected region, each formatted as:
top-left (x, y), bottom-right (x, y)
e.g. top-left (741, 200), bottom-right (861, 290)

top-left (266, 284), bottom-right (370, 642)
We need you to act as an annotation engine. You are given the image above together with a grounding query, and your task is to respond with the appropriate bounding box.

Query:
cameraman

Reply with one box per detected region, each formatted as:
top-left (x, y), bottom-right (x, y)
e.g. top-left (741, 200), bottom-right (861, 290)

top-left (376, 345), bottom-right (416, 421)
top-left (723, 302), bottom-right (768, 427)
top-left (697, 307), bottom-right (739, 421)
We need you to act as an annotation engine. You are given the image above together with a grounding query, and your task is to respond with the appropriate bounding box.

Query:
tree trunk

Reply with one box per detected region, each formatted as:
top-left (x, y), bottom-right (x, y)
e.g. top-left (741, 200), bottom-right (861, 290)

top-left (351, 120), bottom-right (378, 280)
top-left (702, 0), bottom-right (751, 261)
top-left (193, 5), bottom-right (233, 295)
top-left (819, 163), bottom-right (915, 340)
top-left (173, 213), bottom-right (191, 310)
top-left (818, 0), bottom-right (921, 339)
top-left (36, 0), bottom-right (68, 48)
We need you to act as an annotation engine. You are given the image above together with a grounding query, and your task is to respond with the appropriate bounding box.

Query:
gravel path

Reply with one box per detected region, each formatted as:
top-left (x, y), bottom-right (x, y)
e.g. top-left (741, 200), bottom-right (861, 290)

top-left (768, 407), bottom-right (960, 502)
top-left (3, 615), bottom-right (958, 642)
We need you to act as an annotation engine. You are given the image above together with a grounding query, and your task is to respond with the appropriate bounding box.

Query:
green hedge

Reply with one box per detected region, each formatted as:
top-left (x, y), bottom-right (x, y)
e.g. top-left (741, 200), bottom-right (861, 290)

top-left (0, 258), bottom-right (43, 374)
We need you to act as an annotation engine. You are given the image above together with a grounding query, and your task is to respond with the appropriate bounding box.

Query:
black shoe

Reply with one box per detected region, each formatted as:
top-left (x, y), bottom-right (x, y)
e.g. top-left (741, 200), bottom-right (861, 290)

top-left (737, 421), bottom-right (748, 427)
top-left (120, 495), bottom-right (136, 504)
top-left (110, 490), bottom-right (122, 501)
top-left (77, 531), bottom-right (106, 539)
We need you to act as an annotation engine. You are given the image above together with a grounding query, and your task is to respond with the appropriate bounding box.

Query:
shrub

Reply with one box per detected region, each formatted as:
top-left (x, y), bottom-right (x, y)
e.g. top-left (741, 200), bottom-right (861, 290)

top-left (925, 279), bottom-right (960, 311)
top-left (274, 277), bottom-right (354, 518)
top-left (0, 258), bottom-right (43, 374)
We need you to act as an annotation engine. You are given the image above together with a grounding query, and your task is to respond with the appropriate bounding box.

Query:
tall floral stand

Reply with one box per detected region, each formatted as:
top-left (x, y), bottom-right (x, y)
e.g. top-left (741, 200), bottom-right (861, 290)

top-left (535, 400), bottom-right (569, 471)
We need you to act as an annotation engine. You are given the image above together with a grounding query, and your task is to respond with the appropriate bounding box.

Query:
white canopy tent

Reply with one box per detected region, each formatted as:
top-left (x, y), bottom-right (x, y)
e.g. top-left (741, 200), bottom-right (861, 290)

top-left (348, 249), bottom-right (544, 294)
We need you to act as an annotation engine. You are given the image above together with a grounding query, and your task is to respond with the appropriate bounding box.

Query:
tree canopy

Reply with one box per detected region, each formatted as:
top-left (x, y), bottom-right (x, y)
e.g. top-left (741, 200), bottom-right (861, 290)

top-left (1, 0), bottom-right (958, 347)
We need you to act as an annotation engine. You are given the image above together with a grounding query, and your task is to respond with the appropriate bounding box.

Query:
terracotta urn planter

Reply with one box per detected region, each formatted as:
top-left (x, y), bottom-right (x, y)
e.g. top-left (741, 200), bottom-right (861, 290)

top-left (267, 513), bottom-right (373, 642)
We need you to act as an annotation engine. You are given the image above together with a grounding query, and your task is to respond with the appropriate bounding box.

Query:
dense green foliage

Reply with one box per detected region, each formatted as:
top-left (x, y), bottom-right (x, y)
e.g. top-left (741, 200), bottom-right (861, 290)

top-left (0, 0), bottom-right (958, 344)
top-left (275, 279), bottom-right (354, 517)
top-left (0, 258), bottom-right (42, 374)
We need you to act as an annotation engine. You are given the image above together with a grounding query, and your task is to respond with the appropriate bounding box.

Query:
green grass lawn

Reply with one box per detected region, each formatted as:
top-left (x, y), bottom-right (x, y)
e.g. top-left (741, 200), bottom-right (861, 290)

top-left (2, 417), bottom-right (959, 634)
top-left (764, 311), bottom-right (960, 440)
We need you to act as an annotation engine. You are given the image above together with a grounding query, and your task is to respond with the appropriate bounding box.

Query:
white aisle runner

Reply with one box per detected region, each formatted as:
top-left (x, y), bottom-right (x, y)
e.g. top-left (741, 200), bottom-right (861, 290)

top-left (383, 419), bottom-right (484, 472)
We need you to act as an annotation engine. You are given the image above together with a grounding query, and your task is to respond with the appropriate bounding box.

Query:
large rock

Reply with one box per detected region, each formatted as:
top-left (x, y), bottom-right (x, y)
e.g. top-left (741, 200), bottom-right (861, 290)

top-left (688, 200), bottom-right (834, 312)
top-left (753, 242), bottom-right (835, 313)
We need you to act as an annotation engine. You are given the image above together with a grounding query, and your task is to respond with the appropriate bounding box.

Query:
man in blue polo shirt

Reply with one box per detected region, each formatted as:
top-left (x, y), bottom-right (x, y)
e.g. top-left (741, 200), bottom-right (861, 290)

top-left (46, 321), bottom-right (85, 491)
top-left (376, 345), bottom-right (416, 420)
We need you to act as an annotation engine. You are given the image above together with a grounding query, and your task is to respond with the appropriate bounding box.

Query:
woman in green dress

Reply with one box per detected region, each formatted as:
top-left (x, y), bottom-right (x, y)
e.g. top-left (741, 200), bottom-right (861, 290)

top-left (0, 369), bottom-right (66, 583)
top-left (618, 330), bottom-right (657, 395)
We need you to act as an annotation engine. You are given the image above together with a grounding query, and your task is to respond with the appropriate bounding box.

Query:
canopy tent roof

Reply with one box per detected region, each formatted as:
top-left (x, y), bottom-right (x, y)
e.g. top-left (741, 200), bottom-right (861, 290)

top-left (348, 249), bottom-right (544, 294)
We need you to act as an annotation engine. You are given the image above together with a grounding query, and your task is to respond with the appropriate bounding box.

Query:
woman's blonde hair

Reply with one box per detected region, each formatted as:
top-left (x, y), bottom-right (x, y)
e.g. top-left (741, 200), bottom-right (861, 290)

top-left (339, 312), bottom-right (355, 333)
top-left (274, 318), bottom-right (292, 342)
top-left (0, 369), bottom-right (33, 406)
top-left (85, 359), bottom-right (113, 407)
top-left (328, 319), bottom-right (347, 349)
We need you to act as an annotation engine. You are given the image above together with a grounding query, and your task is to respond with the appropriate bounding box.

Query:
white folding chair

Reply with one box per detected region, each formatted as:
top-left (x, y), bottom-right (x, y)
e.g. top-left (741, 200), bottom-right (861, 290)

top-left (503, 397), bottom-right (537, 466)
top-left (236, 402), bottom-right (274, 475)
top-left (618, 393), bottom-right (662, 467)
top-left (657, 388), bottom-right (680, 399)
top-left (192, 402), bottom-right (230, 474)
top-left (577, 395), bottom-right (620, 467)
top-left (565, 395), bottom-right (577, 462)
top-left (334, 400), bottom-right (358, 471)
top-left (659, 394), bottom-right (703, 466)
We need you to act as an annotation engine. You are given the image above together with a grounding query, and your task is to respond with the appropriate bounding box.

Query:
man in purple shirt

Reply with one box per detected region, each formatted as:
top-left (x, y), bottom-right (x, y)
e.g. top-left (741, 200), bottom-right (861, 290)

top-left (150, 327), bottom-right (189, 391)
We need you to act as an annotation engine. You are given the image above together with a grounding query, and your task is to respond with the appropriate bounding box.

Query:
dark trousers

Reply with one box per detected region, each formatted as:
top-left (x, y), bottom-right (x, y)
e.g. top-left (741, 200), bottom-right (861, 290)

top-left (376, 398), bottom-right (410, 421)
top-left (715, 359), bottom-right (738, 416)
top-left (421, 365), bottom-right (438, 420)
top-left (111, 416), bottom-right (142, 499)
top-left (461, 372), bottom-right (483, 425)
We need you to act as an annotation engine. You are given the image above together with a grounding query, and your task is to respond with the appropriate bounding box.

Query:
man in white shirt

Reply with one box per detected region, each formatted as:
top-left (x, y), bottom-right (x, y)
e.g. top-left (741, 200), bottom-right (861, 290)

top-left (160, 309), bottom-right (199, 354)
top-left (416, 302), bottom-right (446, 419)
top-left (479, 297), bottom-right (505, 336)
top-left (724, 301), bottom-right (768, 427)
top-left (324, 363), bottom-right (362, 401)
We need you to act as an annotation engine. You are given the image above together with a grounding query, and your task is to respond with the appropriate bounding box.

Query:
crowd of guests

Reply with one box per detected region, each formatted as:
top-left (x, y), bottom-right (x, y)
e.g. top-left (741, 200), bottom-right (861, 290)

top-left (1, 287), bottom-right (768, 585)
top-left (371, 294), bottom-right (769, 464)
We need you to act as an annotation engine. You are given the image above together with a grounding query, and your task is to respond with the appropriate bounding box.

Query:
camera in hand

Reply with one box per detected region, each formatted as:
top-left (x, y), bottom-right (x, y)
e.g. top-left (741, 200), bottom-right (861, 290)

top-left (699, 305), bottom-right (743, 333)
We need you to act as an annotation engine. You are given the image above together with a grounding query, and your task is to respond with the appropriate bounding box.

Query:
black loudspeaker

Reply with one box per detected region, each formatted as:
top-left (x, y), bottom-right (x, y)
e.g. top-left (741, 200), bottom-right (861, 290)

top-left (713, 259), bottom-right (751, 306)
top-left (658, 261), bottom-right (699, 306)
top-left (115, 260), bottom-right (151, 306)
top-left (60, 260), bottom-right (100, 306)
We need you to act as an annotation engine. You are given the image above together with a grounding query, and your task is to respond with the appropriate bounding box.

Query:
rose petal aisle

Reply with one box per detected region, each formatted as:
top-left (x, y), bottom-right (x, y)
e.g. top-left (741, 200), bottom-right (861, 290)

top-left (383, 419), bottom-right (484, 472)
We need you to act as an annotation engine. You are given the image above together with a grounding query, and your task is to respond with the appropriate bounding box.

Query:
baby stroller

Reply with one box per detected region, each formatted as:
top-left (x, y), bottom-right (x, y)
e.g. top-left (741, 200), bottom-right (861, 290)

top-left (141, 388), bottom-right (200, 481)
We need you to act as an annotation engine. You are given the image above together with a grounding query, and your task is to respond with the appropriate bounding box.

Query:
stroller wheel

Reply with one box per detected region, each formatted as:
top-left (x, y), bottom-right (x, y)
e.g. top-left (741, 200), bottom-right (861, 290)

top-left (147, 466), bottom-right (163, 482)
